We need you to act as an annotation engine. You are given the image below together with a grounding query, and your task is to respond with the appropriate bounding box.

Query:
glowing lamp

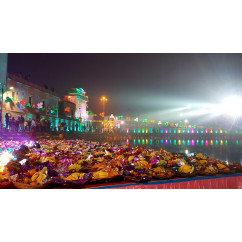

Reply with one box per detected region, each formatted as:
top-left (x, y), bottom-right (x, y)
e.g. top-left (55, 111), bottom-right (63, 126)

top-left (101, 96), bottom-right (108, 101)
top-left (221, 96), bottom-right (242, 117)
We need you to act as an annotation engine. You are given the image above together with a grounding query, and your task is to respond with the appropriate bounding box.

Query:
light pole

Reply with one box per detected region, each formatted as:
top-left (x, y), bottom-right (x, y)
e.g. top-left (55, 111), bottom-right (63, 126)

top-left (100, 96), bottom-right (108, 118)
top-left (100, 96), bottom-right (108, 133)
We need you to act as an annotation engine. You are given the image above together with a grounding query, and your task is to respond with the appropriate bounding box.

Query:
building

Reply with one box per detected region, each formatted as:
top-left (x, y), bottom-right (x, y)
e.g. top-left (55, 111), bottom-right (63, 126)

top-left (2, 74), bottom-right (59, 127)
top-left (63, 88), bottom-right (88, 121)
top-left (58, 99), bottom-right (82, 131)
top-left (1, 72), bottom-right (91, 132)
top-left (58, 99), bottom-right (76, 119)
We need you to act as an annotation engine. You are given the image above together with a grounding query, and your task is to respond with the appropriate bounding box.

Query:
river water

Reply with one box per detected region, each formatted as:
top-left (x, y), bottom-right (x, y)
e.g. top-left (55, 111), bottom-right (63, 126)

top-left (105, 136), bottom-right (242, 163)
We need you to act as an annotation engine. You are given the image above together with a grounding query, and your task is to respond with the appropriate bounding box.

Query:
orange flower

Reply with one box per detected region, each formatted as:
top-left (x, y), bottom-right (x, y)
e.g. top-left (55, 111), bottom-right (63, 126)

top-left (23, 177), bottom-right (30, 184)
top-left (28, 169), bottom-right (36, 176)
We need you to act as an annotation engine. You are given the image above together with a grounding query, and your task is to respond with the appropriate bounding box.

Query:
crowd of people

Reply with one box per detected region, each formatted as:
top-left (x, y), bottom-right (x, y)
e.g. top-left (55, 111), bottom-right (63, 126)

top-left (0, 113), bottom-right (53, 132)
top-left (0, 113), bottom-right (84, 133)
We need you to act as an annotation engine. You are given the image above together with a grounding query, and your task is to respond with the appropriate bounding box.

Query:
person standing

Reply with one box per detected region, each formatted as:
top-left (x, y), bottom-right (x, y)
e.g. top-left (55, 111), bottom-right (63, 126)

top-left (27, 118), bottom-right (31, 131)
top-left (75, 123), bottom-right (78, 132)
top-left (31, 119), bottom-right (36, 130)
top-left (5, 113), bottom-right (9, 130)
top-left (24, 119), bottom-right (28, 131)
top-left (20, 115), bottom-right (24, 131)
top-left (36, 120), bottom-right (41, 132)
top-left (47, 119), bottom-right (51, 131)
top-left (61, 122), bottom-right (64, 132)
top-left (15, 117), bottom-right (20, 132)
top-left (44, 119), bottom-right (48, 132)
top-left (10, 117), bottom-right (15, 131)
top-left (40, 118), bottom-right (44, 132)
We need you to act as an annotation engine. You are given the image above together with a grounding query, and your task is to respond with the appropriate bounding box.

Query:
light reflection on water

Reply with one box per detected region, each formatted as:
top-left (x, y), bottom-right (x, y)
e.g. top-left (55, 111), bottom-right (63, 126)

top-left (108, 136), bottom-right (242, 163)
top-left (131, 138), bottom-right (231, 147)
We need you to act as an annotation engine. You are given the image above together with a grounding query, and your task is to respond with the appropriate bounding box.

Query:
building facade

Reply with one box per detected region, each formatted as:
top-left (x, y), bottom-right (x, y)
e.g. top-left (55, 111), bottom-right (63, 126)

top-left (1, 74), bottom-right (90, 132)
top-left (63, 88), bottom-right (88, 121)
top-left (2, 74), bottom-right (59, 126)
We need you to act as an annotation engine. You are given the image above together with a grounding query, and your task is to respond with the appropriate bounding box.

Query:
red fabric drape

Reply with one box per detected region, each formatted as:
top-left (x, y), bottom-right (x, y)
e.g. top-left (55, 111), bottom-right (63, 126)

top-left (110, 176), bottom-right (242, 189)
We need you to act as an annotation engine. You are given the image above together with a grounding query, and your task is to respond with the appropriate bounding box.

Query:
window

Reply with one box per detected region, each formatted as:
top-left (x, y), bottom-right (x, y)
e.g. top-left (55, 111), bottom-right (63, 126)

top-left (29, 96), bottom-right (32, 104)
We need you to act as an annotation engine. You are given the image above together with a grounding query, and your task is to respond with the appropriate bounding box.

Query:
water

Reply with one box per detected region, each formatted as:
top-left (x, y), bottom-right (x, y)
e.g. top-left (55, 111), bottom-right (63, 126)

top-left (106, 136), bottom-right (242, 163)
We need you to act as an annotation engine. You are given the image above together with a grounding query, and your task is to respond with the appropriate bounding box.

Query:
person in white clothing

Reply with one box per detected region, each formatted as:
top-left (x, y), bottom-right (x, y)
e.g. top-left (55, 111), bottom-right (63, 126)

top-left (31, 119), bottom-right (36, 130)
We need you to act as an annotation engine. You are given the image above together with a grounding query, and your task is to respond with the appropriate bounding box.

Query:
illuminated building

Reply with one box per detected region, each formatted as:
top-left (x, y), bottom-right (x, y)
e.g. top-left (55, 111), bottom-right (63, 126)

top-left (1, 74), bottom-right (88, 132)
top-left (3, 73), bottom-right (59, 123)
top-left (58, 100), bottom-right (76, 119)
top-left (63, 88), bottom-right (88, 121)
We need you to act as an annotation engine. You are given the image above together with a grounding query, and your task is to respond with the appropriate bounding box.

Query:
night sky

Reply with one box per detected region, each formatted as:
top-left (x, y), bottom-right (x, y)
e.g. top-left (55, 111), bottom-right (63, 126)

top-left (7, 54), bottom-right (242, 120)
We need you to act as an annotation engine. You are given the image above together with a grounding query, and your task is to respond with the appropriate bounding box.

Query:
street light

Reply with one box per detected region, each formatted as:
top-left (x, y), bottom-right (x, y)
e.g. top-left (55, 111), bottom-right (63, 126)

top-left (100, 96), bottom-right (108, 119)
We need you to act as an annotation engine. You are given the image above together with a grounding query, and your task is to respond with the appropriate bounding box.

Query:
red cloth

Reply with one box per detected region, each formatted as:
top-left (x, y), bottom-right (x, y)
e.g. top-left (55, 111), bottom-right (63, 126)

top-left (110, 176), bottom-right (242, 189)
top-left (84, 174), bottom-right (242, 189)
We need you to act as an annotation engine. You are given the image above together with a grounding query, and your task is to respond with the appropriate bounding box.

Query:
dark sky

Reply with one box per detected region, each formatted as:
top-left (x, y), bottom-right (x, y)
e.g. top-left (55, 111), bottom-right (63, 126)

top-left (7, 53), bottom-right (242, 120)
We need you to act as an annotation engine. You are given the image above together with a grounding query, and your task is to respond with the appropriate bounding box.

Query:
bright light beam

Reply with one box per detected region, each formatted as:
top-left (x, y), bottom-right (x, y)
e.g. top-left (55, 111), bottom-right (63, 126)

top-left (221, 96), bottom-right (242, 117)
